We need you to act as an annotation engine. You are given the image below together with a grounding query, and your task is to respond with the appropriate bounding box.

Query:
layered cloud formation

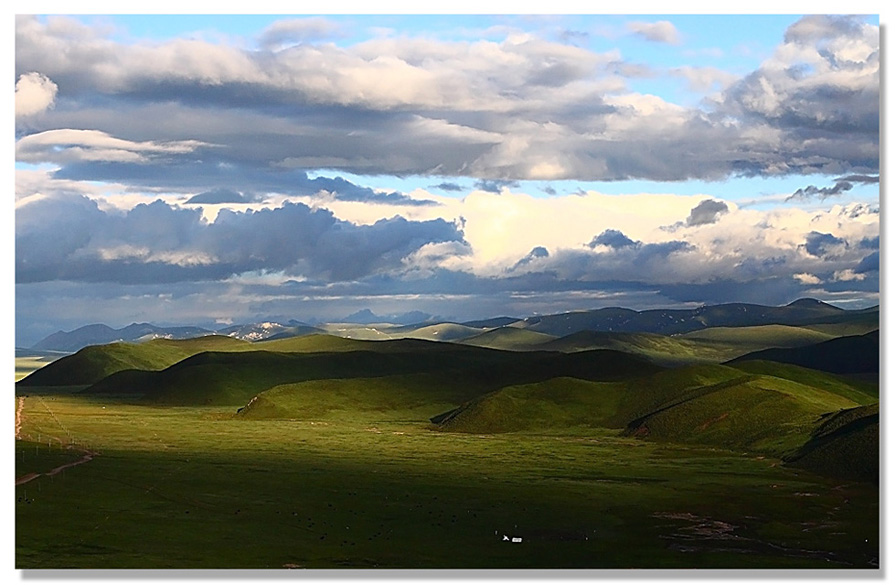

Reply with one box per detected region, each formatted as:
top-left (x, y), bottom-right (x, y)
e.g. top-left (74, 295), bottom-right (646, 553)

top-left (16, 14), bottom-right (878, 182)
top-left (14, 15), bottom-right (879, 344)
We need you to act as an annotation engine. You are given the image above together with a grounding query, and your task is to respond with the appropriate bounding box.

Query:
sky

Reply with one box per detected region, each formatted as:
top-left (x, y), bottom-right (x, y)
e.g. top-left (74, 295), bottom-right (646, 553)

top-left (12, 11), bottom-right (882, 347)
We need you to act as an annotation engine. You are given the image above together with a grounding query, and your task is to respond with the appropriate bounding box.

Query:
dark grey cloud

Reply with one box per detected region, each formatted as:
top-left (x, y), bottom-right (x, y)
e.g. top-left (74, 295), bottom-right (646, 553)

top-left (686, 199), bottom-right (729, 226)
top-left (804, 231), bottom-right (846, 258)
top-left (638, 241), bottom-right (694, 260)
top-left (588, 229), bottom-right (638, 249)
top-left (855, 251), bottom-right (879, 273)
top-left (788, 174), bottom-right (878, 202)
top-left (475, 179), bottom-right (520, 193)
top-left (511, 246), bottom-right (550, 272)
top-left (52, 160), bottom-right (438, 207)
top-left (859, 236), bottom-right (879, 250)
top-left (16, 195), bottom-right (462, 284)
top-left (789, 181), bottom-right (853, 201)
top-left (508, 237), bottom-right (695, 283)
top-left (431, 182), bottom-right (465, 192)
top-left (837, 174), bottom-right (880, 184)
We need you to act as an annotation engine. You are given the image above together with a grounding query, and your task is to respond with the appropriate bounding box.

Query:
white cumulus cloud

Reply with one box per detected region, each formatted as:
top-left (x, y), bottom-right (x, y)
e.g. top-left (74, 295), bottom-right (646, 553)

top-left (15, 72), bottom-right (57, 118)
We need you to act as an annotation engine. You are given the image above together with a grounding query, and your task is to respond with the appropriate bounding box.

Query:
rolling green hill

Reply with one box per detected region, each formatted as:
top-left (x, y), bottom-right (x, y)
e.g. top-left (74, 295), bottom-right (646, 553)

top-left (18, 333), bottom-right (392, 388)
top-left (236, 373), bottom-right (486, 422)
top-left (399, 323), bottom-right (487, 342)
top-left (459, 327), bottom-right (558, 351)
top-left (84, 341), bottom-right (663, 408)
top-left (730, 360), bottom-right (878, 403)
top-left (254, 333), bottom-right (372, 353)
top-left (16, 335), bottom-right (251, 387)
top-left (434, 361), bottom-right (875, 460)
top-left (433, 364), bottom-right (744, 433)
top-left (537, 330), bottom-right (740, 365)
top-left (433, 377), bottom-right (627, 433)
top-left (623, 375), bottom-right (862, 456)
top-left (729, 330), bottom-right (879, 374)
top-left (680, 324), bottom-right (833, 349)
top-left (798, 311), bottom-right (879, 337)
top-left (783, 403), bottom-right (879, 482)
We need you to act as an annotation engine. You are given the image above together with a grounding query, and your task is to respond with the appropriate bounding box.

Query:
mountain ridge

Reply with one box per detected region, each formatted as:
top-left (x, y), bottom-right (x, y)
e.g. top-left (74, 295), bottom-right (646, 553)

top-left (29, 298), bottom-right (875, 352)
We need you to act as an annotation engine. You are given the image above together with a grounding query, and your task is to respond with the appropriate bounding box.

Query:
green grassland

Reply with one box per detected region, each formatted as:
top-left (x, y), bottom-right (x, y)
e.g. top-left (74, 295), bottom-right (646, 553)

top-left (679, 324), bottom-right (833, 348)
top-left (460, 327), bottom-right (559, 351)
top-left (15, 392), bottom-right (879, 569)
top-left (15, 331), bottom-right (879, 569)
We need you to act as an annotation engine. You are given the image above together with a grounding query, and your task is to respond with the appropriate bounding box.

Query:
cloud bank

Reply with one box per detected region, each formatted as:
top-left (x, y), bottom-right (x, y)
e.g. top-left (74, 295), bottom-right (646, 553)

top-left (15, 15), bottom-right (879, 183)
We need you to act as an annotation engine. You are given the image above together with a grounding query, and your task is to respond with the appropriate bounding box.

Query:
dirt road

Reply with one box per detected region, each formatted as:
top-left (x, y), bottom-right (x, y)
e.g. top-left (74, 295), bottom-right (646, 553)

top-left (15, 395), bottom-right (98, 486)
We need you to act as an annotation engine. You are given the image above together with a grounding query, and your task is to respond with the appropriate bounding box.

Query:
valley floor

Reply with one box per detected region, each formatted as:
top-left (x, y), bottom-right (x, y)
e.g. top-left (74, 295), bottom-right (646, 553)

top-left (15, 390), bottom-right (879, 570)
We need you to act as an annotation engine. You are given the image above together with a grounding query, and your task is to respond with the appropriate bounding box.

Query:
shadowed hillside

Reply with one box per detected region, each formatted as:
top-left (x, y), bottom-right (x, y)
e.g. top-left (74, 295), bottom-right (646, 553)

top-left (517, 299), bottom-right (851, 337)
top-left (784, 404), bottom-right (879, 483)
top-left (17, 335), bottom-right (251, 387)
top-left (729, 330), bottom-right (879, 374)
top-left (84, 340), bottom-right (663, 407)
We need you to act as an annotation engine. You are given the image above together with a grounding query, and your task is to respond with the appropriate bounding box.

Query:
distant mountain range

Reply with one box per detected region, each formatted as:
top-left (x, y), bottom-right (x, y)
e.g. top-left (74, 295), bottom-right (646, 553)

top-left (29, 320), bottom-right (322, 352)
top-left (28, 298), bottom-right (878, 353)
top-left (31, 323), bottom-right (216, 352)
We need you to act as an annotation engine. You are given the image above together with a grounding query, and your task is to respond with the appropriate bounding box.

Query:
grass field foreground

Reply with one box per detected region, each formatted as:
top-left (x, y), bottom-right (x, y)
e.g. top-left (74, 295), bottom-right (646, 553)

top-left (15, 385), bottom-right (879, 569)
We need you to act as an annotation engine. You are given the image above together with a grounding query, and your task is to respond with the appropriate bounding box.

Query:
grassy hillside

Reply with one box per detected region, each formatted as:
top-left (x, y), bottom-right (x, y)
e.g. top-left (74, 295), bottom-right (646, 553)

top-left (460, 327), bottom-right (558, 351)
top-left (84, 342), bottom-right (663, 408)
top-left (17, 333), bottom-right (384, 388)
top-left (624, 375), bottom-right (862, 456)
top-left (797, 312), bottom-right (879, 337)
top-left (17, 335), bottom-right (250, 387)
top-left (435, 361), bottom-right (874, 460)
top-left (314, 323), bottom-right (397, 340)
top-left (254, 333), bottom-right (372, 353)
top-left (784, 404), bottom-right (879, 482)
top-left (680, 324), bottom-right (833, 349)
top-left (730, 360), bottom-right (878, 403)
top-left (537, 330), bottom-right (742, 365)
top-left (237, 374), bottom-right (486, 423)
top-left (434, 377), bottom-right (627, 433)
top-left (399, 323), bottom-right (486, 342)
top-left (729, 330), bottom-right (879, 374)
top-left (434, 364), bottom-right (743, 433)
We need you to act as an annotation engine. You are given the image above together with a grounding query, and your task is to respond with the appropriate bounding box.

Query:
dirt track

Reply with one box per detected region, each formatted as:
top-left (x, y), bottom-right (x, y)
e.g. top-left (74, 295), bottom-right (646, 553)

top-left (15, 396), bottom-right (98, 486)
top-left (15, 396), bottom-right (24, 439)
